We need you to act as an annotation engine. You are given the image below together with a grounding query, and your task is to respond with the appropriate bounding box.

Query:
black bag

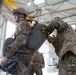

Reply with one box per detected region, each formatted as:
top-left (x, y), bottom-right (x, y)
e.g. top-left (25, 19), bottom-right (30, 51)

top-left (2, 55), bottom-right (19, 74)
top-left (2, 37), bottom-right (14, 56)
top-left (26, 23), bottom-right (47, 51)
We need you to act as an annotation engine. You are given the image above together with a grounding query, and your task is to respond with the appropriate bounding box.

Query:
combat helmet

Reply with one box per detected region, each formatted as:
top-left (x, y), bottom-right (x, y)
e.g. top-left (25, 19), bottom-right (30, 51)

top-left (13, 8), bottom-right (28, 17)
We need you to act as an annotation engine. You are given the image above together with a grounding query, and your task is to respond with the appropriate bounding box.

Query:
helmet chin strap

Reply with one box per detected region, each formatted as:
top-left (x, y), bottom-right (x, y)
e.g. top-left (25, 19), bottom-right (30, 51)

top-left (16, 15), bottom-right (19, 22)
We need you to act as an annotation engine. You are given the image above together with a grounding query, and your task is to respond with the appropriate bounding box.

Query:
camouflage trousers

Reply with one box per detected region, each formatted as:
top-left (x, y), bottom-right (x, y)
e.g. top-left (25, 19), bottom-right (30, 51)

top-left (59, 51), bottom-right (76, 75)
top-left (13, 61), bottom-right (27, 75)
top-left (13, 49), bottom-right (33, 75)
top-left (28, 64), bottom-right (43, 75)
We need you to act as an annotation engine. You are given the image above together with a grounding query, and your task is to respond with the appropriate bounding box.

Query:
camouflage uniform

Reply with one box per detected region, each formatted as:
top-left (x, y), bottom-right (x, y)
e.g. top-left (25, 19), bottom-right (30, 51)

top-left (46, 17), bottom-right (76, 75)
top-left (29, 51), bottom-right (45, 75)
top-left (6, 20), bottom-right (33, 75)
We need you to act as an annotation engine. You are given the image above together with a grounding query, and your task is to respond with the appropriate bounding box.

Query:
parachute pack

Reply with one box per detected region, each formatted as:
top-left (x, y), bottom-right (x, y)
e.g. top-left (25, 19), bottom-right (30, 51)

top-left (26, 23), bottom-right (47, 51)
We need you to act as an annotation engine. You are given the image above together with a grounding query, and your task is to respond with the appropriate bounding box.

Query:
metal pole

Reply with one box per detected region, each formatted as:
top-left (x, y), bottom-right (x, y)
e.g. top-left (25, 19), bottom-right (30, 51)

top-left (34, 6), bottom-right (76, 17)
top-left (0, 0), bottom-right (4, 14)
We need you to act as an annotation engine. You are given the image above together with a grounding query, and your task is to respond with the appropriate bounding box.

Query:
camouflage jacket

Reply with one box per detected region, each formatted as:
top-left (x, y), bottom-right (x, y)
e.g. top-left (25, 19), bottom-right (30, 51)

top-left (6, 20), bottom-right (31, 58)
top-left (46, 17), bottom-right (76, 60)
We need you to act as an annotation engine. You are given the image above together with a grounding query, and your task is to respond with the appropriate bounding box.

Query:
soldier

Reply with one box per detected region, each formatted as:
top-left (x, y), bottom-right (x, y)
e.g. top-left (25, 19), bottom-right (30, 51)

top-left (46, 17), bottom-right (76, 75)
top-left (29, 51), bottom-right (45, 75)
top-left (1, 8), bottom-right (33, 75)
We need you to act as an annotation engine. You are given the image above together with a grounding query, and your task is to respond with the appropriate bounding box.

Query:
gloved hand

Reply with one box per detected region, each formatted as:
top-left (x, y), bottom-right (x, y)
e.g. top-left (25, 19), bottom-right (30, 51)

top-left (1, 56), bottom-right (8, 67)
top-left (47, 35), bottom-right (56, 43)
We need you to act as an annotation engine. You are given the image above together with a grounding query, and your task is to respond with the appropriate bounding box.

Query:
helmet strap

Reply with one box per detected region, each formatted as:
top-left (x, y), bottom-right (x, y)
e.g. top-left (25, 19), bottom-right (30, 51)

top-left (16, 15), bottom-right (19, 22)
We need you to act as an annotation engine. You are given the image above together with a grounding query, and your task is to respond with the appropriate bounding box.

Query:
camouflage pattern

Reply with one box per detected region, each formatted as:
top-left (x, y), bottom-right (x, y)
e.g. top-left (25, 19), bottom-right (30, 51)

top-left (13, 8), bottom-right (28, 16)
top-left (29, 51), bottom-right (45, 75)
top-left (59, 51), bottom-right (76, 75)
top-left (12, 61), bottom-right (26, 75)
top-left (29, 65), bottom-right (43, 75)
top-left (5, 20), bottom-right (32, 75)
top-left (6, 49), bottom-right (33, 75)
top-left (18, 49), bottom-right (33, 66)
top-left (46, 17), bottom-right (76, 75)
top-left (6, 20), bottom-right (31, 58)
top-left (31, 51), bottom-right (45, 67)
